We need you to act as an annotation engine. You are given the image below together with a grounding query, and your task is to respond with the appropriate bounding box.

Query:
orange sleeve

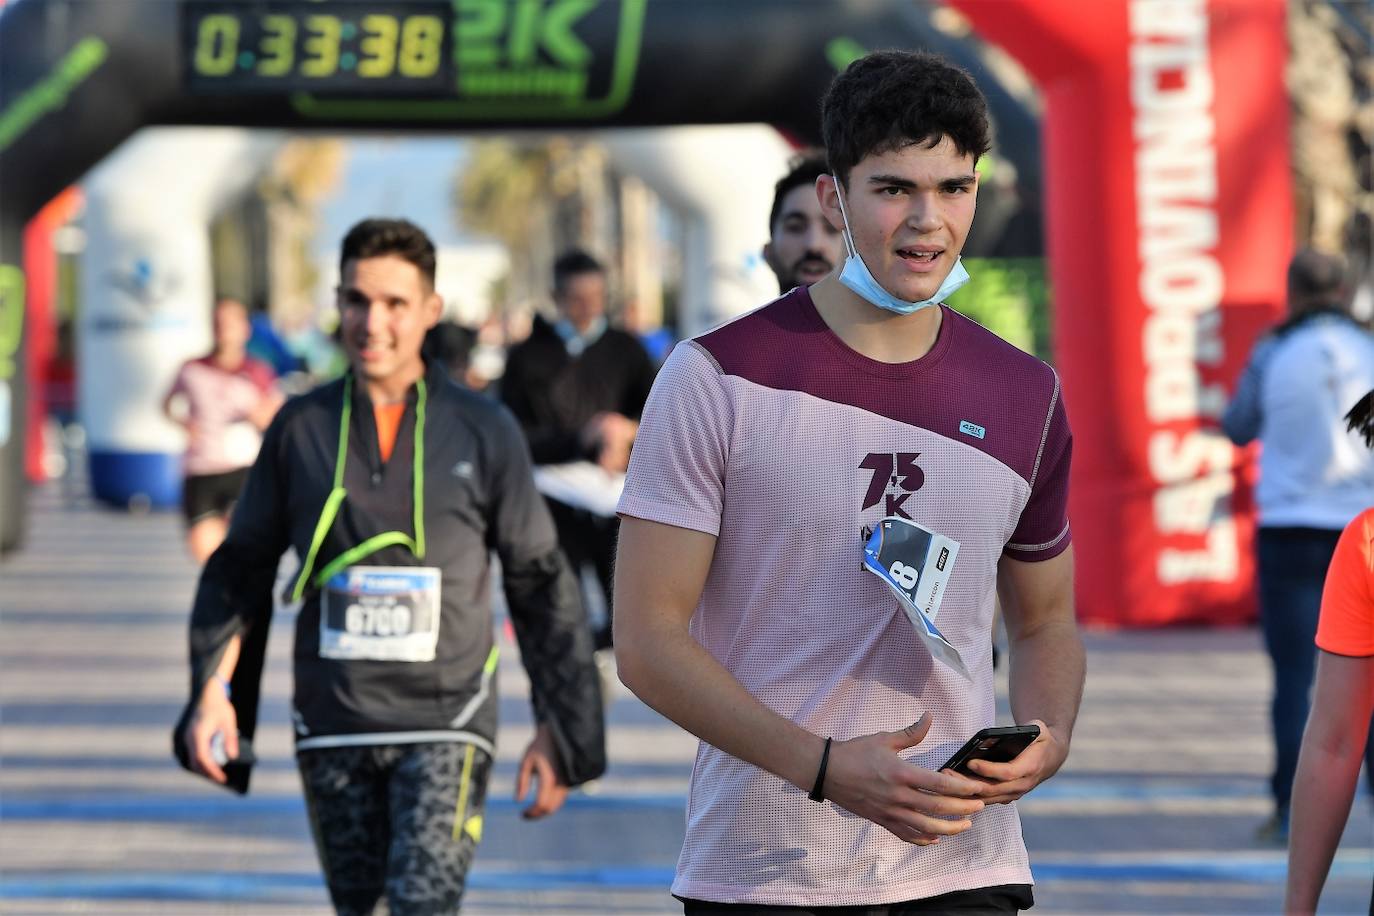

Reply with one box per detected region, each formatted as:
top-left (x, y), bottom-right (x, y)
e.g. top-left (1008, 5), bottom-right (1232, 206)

top-left (374, 403), bottom-right (407, 464)
top-left (1316, 508), bottom-right (1374, 658)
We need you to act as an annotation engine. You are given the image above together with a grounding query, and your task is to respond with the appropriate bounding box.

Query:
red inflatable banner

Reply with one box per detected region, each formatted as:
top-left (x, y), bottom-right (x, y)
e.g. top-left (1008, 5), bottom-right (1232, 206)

top-left (949, 0), bottom-right (1291, 625)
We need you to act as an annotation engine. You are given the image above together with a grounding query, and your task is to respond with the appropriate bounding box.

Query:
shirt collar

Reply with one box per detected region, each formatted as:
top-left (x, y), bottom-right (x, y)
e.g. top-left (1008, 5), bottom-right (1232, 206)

top-left (554, 317), bottom-right (607, 357)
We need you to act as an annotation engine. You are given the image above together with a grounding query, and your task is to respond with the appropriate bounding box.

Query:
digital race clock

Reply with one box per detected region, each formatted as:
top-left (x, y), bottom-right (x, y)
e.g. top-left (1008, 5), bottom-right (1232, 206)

top-left (183, 2), bottom-right (455, 94)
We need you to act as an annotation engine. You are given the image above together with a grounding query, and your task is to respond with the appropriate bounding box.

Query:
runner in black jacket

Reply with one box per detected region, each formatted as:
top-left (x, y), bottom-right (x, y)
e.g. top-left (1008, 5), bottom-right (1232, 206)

top-left (173, 219), bottom-right (604, 915)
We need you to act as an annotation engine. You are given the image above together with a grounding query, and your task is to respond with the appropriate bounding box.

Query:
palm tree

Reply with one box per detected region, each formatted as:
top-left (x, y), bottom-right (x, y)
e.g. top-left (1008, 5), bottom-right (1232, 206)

top-left (454, 138), bottom-right (560, 310)
top-left (455, 136), bottom-right (619, 314)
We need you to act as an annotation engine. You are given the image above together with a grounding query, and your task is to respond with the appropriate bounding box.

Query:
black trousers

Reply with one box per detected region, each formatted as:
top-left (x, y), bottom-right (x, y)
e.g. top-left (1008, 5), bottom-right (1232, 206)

top-left (546, 496), bottom-right (619, 650)
top-left (679, 884), bottom-right (1034, 915)
top-left (1256, 526), bottom-right (1374, 810)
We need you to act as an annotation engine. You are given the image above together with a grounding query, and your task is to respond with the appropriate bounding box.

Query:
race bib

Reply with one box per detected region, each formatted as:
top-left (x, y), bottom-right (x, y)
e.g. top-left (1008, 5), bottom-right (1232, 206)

top-left (319, 566), bottom-right (441, 662)
top-left (862, 517), bottom-right (969, 680)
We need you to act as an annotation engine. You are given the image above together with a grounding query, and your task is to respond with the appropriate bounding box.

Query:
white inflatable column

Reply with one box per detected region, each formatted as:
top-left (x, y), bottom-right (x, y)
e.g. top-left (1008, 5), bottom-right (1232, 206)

top-left (600, 126), bottom-right (795, 334)
top-left (79, 128), bottom-right (277, 508)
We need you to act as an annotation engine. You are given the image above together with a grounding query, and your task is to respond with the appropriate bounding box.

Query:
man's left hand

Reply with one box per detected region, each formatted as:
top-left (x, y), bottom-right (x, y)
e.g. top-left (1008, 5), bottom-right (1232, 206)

top-left (957, 718), bottom-right (1069, 805)
top-left (595, 413), bottom-right (638, 473)
top-left (515, 723), bottom-right (570, 819)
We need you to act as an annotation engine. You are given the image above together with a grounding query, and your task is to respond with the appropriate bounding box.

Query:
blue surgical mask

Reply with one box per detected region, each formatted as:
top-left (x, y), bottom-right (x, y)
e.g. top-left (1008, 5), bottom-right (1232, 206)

top-left (832, 174), bottom-right (969, 315)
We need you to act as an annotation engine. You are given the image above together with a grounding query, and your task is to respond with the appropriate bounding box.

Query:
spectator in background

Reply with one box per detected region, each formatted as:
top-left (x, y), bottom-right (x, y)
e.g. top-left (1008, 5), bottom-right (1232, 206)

top-left (1222, 248), bottom-right (1374, 843)
top-left (1284, 390), bottom-right (1374, 915)
top-left (423, 320), bottom-right (482, 391)
top-left (163, 297), bottom-right (283, 564)
top-left (762, 150), bottom-right (845, 294)
top-left (500, 250), bottom-right (658, 652)
top-left (247, 309), bottom-right (304, 378)
top-left (621, 297), bottom-right (676, 366)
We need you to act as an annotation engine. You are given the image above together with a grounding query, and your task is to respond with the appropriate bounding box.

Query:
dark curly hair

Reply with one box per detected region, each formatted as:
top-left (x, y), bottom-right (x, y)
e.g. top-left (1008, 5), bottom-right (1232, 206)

top-left (821, 50), bottom-right (991, 186)
top-left (340, 218), bottom-right (437, 288)
top-left (768, 150), bottom-right (830, 235)
top-left (1347, 389), bottom-right (1374, 449)
top-left (552, 248), bottom-right (606, 293)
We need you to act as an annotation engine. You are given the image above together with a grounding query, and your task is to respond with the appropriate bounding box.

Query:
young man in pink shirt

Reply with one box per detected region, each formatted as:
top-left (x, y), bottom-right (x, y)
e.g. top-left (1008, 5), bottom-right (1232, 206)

top-left (615, 50), bottom-right (1084, 913)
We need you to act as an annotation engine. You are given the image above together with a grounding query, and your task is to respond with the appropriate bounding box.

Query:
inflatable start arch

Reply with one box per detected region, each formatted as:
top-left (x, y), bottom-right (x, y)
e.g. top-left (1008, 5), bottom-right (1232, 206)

top-left (949, 0), bottom-right (1290, 625)
top-left (0, 0), bottom-right (1291, 627)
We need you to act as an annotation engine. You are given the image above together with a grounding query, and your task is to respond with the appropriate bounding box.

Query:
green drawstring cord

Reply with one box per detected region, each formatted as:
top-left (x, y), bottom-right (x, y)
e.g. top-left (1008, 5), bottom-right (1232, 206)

top-left (290, 375), bottom-right (428, 602)
top-left (412, 378), bottom-right (427, 558)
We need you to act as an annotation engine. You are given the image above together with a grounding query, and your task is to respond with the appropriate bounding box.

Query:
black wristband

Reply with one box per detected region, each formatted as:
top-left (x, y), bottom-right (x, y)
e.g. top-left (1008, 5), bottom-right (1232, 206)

top-left (808, 737), bottom-right (833, 802)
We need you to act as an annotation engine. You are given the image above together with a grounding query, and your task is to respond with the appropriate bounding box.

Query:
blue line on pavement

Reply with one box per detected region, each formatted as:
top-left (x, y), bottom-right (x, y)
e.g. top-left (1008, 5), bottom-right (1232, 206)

top-left (0, 793), bottom-right (687, 822)
top-left (1035, 857), bottom-right (1367, 883)
top-left (1, 856), bottom-right (1370, 901)
top-left (0, 873), bottom-right (325, 902)
top-left (1, 775), bottom-right (1295, 822)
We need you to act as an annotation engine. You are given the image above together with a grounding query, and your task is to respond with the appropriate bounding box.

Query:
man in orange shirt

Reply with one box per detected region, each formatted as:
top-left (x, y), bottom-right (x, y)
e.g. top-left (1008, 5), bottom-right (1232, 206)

top-left (1285, 389), bottom-right (1374, 916)
top-left (174, 219), bottom-right (605, 914)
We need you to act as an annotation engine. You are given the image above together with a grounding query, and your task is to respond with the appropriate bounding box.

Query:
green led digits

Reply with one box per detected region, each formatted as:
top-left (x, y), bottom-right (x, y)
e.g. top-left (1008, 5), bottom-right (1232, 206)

top-left (193, 14), bottom-right (240, 76)
top-left (300, 14), bottom-right (341, 77)
top-left (357, 14), bottom-right (397, 77)
top-left (185, 3), bottom-right (451, 92)
top-left (257, 15), bottom-right (296, 76)
top-left (288, 0), bottom-right (646, 120)
top-left (399, 16), bottom-right (443, 77)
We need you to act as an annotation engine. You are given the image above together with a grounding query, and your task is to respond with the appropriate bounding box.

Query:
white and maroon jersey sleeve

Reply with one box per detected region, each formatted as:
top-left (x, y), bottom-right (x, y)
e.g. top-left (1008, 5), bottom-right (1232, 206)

top-left (618, 340), bottom-right (733, 538)
top-left (1004, 373), bottom-right (1073, 562)
top-left (243, 357), bottom-right (278, 396)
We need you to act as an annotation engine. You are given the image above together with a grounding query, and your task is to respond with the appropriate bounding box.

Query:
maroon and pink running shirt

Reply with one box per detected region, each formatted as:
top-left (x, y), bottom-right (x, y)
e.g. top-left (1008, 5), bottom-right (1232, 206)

top-left (168, 356), bottom-right (278, 477)
top-left (618, 288), bottom-right (1072, 905)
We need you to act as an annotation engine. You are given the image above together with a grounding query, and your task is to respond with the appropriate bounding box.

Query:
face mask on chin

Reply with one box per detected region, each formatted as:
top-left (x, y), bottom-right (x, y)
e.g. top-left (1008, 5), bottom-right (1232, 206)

top-left (832, 174), bottom-right (969, 315)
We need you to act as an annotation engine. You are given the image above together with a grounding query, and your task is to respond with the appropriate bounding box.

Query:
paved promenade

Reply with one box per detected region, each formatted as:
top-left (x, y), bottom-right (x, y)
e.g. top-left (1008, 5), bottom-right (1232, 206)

top-left (1, 480), bottom-right (1371, 914)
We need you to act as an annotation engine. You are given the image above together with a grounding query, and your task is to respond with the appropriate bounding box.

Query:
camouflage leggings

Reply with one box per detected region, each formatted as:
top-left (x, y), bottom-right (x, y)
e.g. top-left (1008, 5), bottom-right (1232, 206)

top-left (297, 741), bottom-right (493, 916)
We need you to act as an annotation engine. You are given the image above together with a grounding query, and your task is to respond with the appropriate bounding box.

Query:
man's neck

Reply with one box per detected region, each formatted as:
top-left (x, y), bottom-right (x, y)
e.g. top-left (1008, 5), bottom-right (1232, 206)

top-left (807, 275), bottom-right (943, 364)
top-left (210, 347), bottom-right (245, 371)
top-left (361, 359), bottom-right (425, 405)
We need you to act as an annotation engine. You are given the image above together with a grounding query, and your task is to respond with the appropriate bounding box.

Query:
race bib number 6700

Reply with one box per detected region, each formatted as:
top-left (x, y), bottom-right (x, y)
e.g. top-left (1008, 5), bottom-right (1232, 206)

top-left (320, 566), bottom-right (441, 662)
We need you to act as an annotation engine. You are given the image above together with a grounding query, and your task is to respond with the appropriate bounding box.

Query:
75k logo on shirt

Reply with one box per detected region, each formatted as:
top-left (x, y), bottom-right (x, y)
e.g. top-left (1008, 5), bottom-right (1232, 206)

top-left (859, 452), bottom-right (924, 519)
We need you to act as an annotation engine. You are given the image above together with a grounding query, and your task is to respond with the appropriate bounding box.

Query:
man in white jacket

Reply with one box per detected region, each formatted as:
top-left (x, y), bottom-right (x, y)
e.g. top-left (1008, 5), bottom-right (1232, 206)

top-left (1222, 248), bottom-right (1374, 843)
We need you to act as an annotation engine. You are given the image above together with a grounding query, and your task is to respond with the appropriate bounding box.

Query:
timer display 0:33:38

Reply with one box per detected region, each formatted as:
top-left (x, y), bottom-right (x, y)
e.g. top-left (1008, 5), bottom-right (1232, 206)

top-left (184, 3), bottom-right (454, 93)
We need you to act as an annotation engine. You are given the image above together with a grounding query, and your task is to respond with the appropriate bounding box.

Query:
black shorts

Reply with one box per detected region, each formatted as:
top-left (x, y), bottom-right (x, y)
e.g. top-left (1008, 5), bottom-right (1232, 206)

top-left (678, 884), bottom-right (1034, 915)
top-left (297, 741), bottom-right (492, 916)
top-left (182, 468), bottom-right (249, 525)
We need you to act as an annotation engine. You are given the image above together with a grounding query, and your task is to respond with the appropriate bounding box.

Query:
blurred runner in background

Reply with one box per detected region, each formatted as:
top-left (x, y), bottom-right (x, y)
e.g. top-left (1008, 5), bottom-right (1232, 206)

top-left (163, 296), bottom-right (282, 563)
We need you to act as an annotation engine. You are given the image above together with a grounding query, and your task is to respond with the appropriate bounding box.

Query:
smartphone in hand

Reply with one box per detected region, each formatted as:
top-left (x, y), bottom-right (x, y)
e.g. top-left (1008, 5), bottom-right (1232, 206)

top-left (941, 725), bottom-right (1040, 777)
top-left (211, 732), bottom-right (258, 768)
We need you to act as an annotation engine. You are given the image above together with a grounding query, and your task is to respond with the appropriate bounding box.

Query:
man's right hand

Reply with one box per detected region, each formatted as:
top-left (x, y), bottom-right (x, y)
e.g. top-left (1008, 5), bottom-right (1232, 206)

top-left (185, 678), bottom-right (239, 785)
top-left (821, 712), bottom-right (986, 846)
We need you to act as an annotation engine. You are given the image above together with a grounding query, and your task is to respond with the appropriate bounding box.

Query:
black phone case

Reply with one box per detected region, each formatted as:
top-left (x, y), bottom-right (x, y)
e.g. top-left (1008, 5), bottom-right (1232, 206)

top-left (941, 725), bottom-right (1039, 775)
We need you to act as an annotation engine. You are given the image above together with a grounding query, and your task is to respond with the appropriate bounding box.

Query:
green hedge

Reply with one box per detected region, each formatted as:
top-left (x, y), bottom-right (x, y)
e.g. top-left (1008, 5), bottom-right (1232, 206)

top-left (945, 257), bottom-right (1053, 362)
